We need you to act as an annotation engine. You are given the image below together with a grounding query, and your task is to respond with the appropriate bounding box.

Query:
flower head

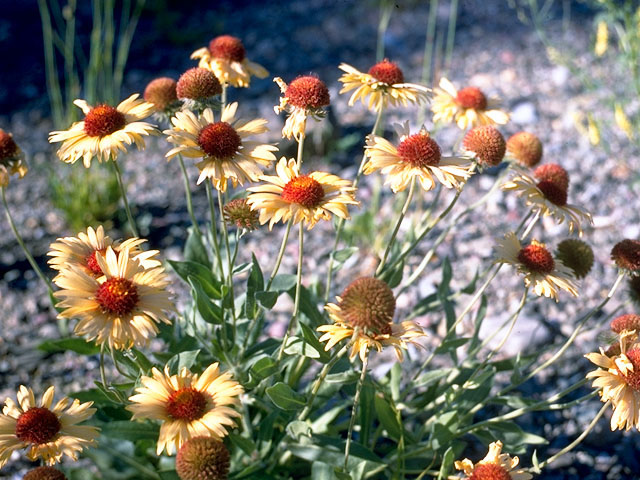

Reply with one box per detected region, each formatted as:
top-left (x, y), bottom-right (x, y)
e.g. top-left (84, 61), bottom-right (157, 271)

top-left (555, 238), bottom-right (594, 279)
top-left (176, 436), bottom-right (230, 480)
top-left (364, 122), bottom-right (474, 192)
top-left (49, 95), bottom-right (157, 168)
top-left (274, 76), bottom-right (329, 141)
top-left (176, 68), bottom-right (222, 111)
top-left (611, 314), bottom-right (640, 334)
top-left (23, 466), bottom-right (68, 480)
top-left (0, 386), bottom-right (98, 468)
top-left (533, 163), bottom-right (569, 191)
top-left (0, 129), bottom-right (28, 187)
top-left (462, 125), bottom-right (506, 167)
top-left (247, 157), bottom-right (358, 230)
top-left (223, 198), bottom-right (259, 232)
top-left (611, 239), bottom-right (640, 274)
top-left (191, 35), bottom-right (268, 88)
top-left (144, 77), bottom-right (179, 114)
top-left (127, 363), bottom-right (243, 455)
top-left (454, 441), bottom-right (532, 480)
top-left (506, 132), bottom-right (543, 167)
top-left (165, 102), bottom-right (277, 190)
top-left (432, 77), bottom-right (509, 129)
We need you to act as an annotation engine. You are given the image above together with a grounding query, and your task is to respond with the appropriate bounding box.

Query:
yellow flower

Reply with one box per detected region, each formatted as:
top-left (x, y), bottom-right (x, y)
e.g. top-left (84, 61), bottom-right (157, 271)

top-left (191, 35), bottom-right (268, 88)
top-left (454, 440), bottom-right (533, 480)
top-left (364, 122), bottom-right (474, 192)
top-left (432, 77), bottom-right (509, 130)
top-left (615, 103), bottom-right (633, 140)
top-left (0, 129), bottom-right (28, 187)
top-left (317, 277), bottom-right (426, 362)
top-left (165, 102), bottom-right (277, 191)
top-left (48, 94), bottom-right (157, 168)
top-left (127, 363), bottom-right (243, 455)
top-left (0, 386), bottom-right (98, 468)
top-left (595, 21), bottom-right (608, 57)
top-left (337, 60), bottom-right (430, 112)
top-left (587, 114), bottom-right (600, 145)
top-left (53, 246), bottom-right (175, 350)
top-left (274, 76), bottom-right (330, 141)
top-left (495, 232), bottom-right (578, 301)
top-left (247, 157), bottom-right (358, 230)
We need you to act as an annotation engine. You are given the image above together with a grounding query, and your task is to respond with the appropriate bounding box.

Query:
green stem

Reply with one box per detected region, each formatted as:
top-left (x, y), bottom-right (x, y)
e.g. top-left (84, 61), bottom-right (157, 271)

top-left (417, 0), bottom-right (439, 126)
top-left (218, 189), bottom-right (237, 330)
top-left (277, 223), bottom-right (304, 362)
top-left (344, 353), bottom-right (369, 471)
top-left (205, 181), bottom-right (224, 276)
top-left (296, 133), bottom-right (305, 168)
top-left (520, 209), bottom-right (541, 240)
top-left (444, 0), bottom-right (459, 73)
top-left (111, 158), bottom-right (139, 237)
top-left (178, 154), bottom-right (202, 236)
top-left (265, 219), bottom-right (293, 291)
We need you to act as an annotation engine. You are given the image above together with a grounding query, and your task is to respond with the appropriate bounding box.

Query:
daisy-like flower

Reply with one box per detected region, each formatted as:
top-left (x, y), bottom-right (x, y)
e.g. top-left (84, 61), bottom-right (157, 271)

top-left (274, 75), bottom-right (330, 141)
top-left (47, 225), bottom-right (160, 280)
top-left (247, 157), bottom-right (358, 230)
top-left (337, 59), bottom-right (430, 112)
top-left (49, 95), bottom-right (156, 168)
top-left (454, 440), bottom-right (533, 480)
top-left (364, 122), bottom-right (474, 193)
top-left (191, 35), bottom-right (268, 88)
top-left (318, 277), bottom-right (426, 362)
top-left (126, 363), bottom-right (243, 455)
top-left (0, 385), bottom-right (98, 468)
top-left (502, 166), bottom-right (592, 235)
top-left (585, 331), bottom-right (640, 431)
top-left (53, 246), bottom-right (175, 350)
top-left (0, 129), bottom-right (28, 187)
top-left (495, 232), bottom-right (578, 301)
top-left (165, 102), bottom-right (277, 190)
top-left (432, 77), bottom-right (509, 130)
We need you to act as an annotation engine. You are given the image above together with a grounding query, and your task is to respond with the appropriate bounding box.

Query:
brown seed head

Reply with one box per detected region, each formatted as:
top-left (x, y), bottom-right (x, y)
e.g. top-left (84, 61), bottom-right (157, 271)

top-left (555, 238), bottom-right (594, 279)
top-left (144, 77), bottom-right (178, 111)
top-left (166, 388), bottom-right (208, 421)
top-left (281, 176), bottom-right (325, 208)
top-left (396, 133), bottom-right (441, 167)
top-left (463, 125), bottom-right (506, 166)
top-left (620, 348), bottom-right (640, 391)
top-left (285, 76), bottom-right (330, 109)
top-left (611, 314), bottom-right (640, 334)
top-left (198, 122), bottom-right (241, 159)
top-left (455, 86), bottom-right (488, 110)
top-left (507, 131), bottom-right (543, 167)
top-left (517, 243), bottom-right (555, 274)
top-left (83, 105), bottom-right (126, 137)
top-left (15, 407), bottom-right (61, 445)
top-left (209, 35), bottom-right (246, 62)
top-left (0, 129), bottom-right (19, 161)
top-left (23, 467), bottom-right (68, 480)
top-left (536, 179), bottom-right (567, 206)
top-left (611, 239), bottom-right (640, 272)
top-left (177, 68), bottom-right (222, 100)
top-left (339, 277), bottom-right (396, 334)
top-left (223, 198), bottom-right (259, 231)
top-left (469, 463), bottom-right (512, 480)
top-left (368, 59), bottom-right (404, 85)
top-left (176, 436), bottom-right (230, 480)
top-left (533, 163), bottom-right (569, 191)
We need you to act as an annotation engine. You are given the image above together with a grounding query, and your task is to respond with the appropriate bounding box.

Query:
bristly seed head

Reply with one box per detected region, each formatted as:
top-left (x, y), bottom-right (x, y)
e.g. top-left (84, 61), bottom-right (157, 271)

top-left (177, 68), bottom-right (222, 100)
top-left (144, 77), bottom-right (178, 111)
top-left (536, 179), bottom-right (568, 206)
top-left (85, 249), bottom-right (106, 275)
top-left (23, 466), bottom-right (68, 480)
top-left (209, 35), bottom-right (246, 63)
top-left (83, 105), bottom-right (126, 137)
top-left (533, 163), bottom-right (569, 191)
top-left (555, 238), bottom-right (594, 279)
top-left (0, 129), bottom-right (18, 161)
top-left (15, 407), bottom-right (61, 445)
top-left (281, 176), bottom-right (325, 208)
top-left (339, 277), bottom-right (396, 335)
top-left (397, 132), bottom-right (441, 168)
top-left (620, 348), bottom-right (640, 391)
top-left (463, 125), bottom-right (506, 166)
top-left (285, 76), bottom-right (330, 109)
top-left (176, 436), bottom-right (230, 480)
top-left (223, 198), bottom-right (259, 231)
top-left (198, 122), bottom-right (241, 159)
top-left (96, 277), bottom-right (139, 315)
top-left (455, 86), bottom-right (488, 110)
top-left (468, 463), bottom-right (512, 480)
top-left (611, 314), bottom-right (640, 334)
top-left (368, 59), bottom-right (404, 85)
top-left (611, 239), bottom-right (640, 272)
top-left (166, 388), bottom-right (208, 421)
top-left (518, 243), bottom-right (555, 273)
top-left (507, 131), bottom-right (543, 167)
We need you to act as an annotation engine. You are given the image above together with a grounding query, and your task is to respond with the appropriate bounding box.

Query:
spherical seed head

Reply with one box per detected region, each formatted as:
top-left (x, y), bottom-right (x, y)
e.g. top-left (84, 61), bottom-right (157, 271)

top-left (0, 129), bottom-right (18, 161)
top-left (339, 277), bottom-right (396, 334)
top-left (611, 239), bottom-right (640, 272)
top-left (281, 176), bottom-right (325, 208)
top-left (463, 125), bottom-right (506, 166)
top-left (144, 77), bottom-right (178, 111)
top-left (198, 122), bottom-right (241, 159)
top-left (83, 105), bottom-right (126, 137)
top-left (611, 314), bottom-right (640, 334)
top-left (555, 239), bottom-right (593, 279)
top-left (517, 243), bottom-right (555, 273)
top-left (15, 407), bottom-right (61, 445)
top-left (536, 179), bottom-right (567, 206)
top-left (397, 133), bottom-right (441, 167)
top-left (166, 388), bottom-right (208, 421)
top-left (177, 68), bottom-right (222, 100)
top-left (533, 163), bottom-right (569, 191)
top-left (469, 463), bottom-right (512, 480)
top-left (368, 59), bottom-right (404, 85)
top-left (285, 76), bottom-right (330, 109)
top-left (620, 348), bottom-right (640, 391)
top-left (23, 466), bottom-right (68, 480)
top-left (507, 131), bottom-right (543, 167)
top-left (85, 249), bottom-right (105, 275)
top-left (208, 35), bottom-right (246, 62)
top-left (96, 277), bottom-right (139, 315)
top-left (628, 276), bottom-right (640, 307)
top-left (176, 436), bottom-right (230, 480)
top-left (223, 198), bottom-right (259, 231)
top-left (455, 86), bottom-right (488, 110)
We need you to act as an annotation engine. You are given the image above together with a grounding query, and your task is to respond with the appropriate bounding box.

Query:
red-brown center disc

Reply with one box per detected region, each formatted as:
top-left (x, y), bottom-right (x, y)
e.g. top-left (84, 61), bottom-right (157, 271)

top-left (611, 314), bottom-right (640, 334)
top-left (518, 244), bottom-right (555, 273)
top-left (339, 277), bottom-right (396, 334)
top-left (463, 126), bottom-right (506, 167)
top-left (533, 163), bottom-right (569, 191)
top-left (85, 249), bottom-right (105, 275)
top-left (23, 466), bottom-right (68, 480)
top-left (368, 60), bottom-right (404, 85)
top-left (536, 180), bottom-right (567, 206)
top-left (144, 77), bottom-right (178, 111)
top-left (176, 68), bottom-right (222, 100)
top-left (166, 387), bottom-right (208, 421)
top-left (469, 463), bottom-right (512, 480)
top-left (621, 349), bottom-right (640, 391)
top-left (281, 176), bottom-right (325, 208)
top-left (396, 133), bottom-right (441, 167)
top-left (208, 35), bottom-right (246, 62)
top-left (198, 122), bottom-right (241, 159)
top-left (0, 130), bottom-right (18, 161)
top-left (285, 76), bottom-right (330, 109)
top-left (456, 87), bottom-right (488, 110)
top-left (83, 105), bottom-right (126, 137)
top-left (15, 407), bottom-right (61, 445)
top-left (96, 277), bottom-right (139, 315)
top-left (611, 239), bottom-right (640, 272)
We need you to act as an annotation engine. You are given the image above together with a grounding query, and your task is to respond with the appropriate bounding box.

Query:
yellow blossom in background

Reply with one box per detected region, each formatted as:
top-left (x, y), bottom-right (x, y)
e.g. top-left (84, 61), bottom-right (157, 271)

top-left (587, 114), bottom-right (600, 145)
top-left (615, 103), bottom-right (633, 139)
top-left (595, 21), bottom-right (608, 57)
top-left (455, 441), bottom-right (532, 480)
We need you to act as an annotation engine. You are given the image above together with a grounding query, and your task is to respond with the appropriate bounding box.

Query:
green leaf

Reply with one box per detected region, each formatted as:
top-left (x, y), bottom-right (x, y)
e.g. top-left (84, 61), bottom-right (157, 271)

top-left (373, 394), bottom-right (402, 440)
top-left (286, 420), bottom-right (312, 440)
top-left (250, 357), bottom-right (279, 380)
top-left (255, 291), bottom-right (279, 309)
top-left (184, 227), bottom-right (210, 266)
top-left (380, 259), bottom-right (403, 289)
top-left (270, 274), bottom-right (297, 292)
top-left (188, 276), bottom-right (223, 324)
top-left (158, 472), bottom-right (180, 480)
top-left (266, 382), bottom-right (306, 410)
top-left (38, 338), bottom-right (99, 355)
top-left (487, 421), bottom-right (548, 446)
top-left (295, 286), bottom-right (324, 325)
top-left (166, 350), bottom-right (200, 372)
top-left (311, 462), bottom-right (338, 480)
top-left (415, 368), bottom-right (450, 387)
top-left (100, 421), bottom-right (159, 441)
top-left (438, 447), bottom-right (454, 480)
top-left (69, 388), bottom-right (116, 407)
top-left (168, 260), bottom-right (222, 298)
top-left (285, 336), bottom-right (322, 359)
top-left (325, 370), bottom-right (359, 384)
top-left (434, 337), bottom-right (470, 354)
top-left (299, 322), bottom-right (329, 362)
top-left (228, 433), bottom-right (256, 456)
top-left (245, 254), bottom-right (264, 317)
top-left (333, 246), bottom-right (359, 263)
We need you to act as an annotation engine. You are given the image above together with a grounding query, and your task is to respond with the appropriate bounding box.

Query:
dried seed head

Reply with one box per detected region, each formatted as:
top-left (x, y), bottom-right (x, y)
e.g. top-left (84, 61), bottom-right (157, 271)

top-left (628, 276), bottom-right (640, 307)
top-left (468, 463), bottom-right (512, 480)
top-left (166, 388), bottom-right (208, 421)
top-left (198, 122), bottom-right (241, 159)
top-left (556, 238), bottom-right (594, 279)
top-left (285, 76), bottom-right (330, 109)
top-left (144, 77), bottom-right (178, 111)
top-left (96, 278), bottom-right (139, 316)
top-left (15, 407), bottom-right (61, 445)
top-left (620, 348), bottom-right (640, 391)
top-left (23, 467), bottom-right (68, 480)
top-left (611, 314), bottom-right (640, 334)
top-left (518, 243), bottom-right (555, 274)
top-left (507, 131), bottom-right (543, 167)
top-left (176, 436), bottom-right (230, 480)
top-left (533, 163), bottom-right (569, 191)
top-left (281, 176), bottom-right (325, 208)
top-left (209, 35), bottom-right (246, 62)
top-left (536, 179), bottom-right (567, 206)
top-left (0, 129), bottom-right (18, 161)
top-left (368, 59), bottom-right (404, 85)
top-left (177, 68), bottom-right (222, 100)
top-left (339, 277), bottom-right (396, 334)
top-left (223, 198), bottom-right (259, 231)
top-left (455, 86), bottom-right (488, 110)
top-left (83, 105), bottom-right (126, 137)
top-left (397, 132), bottom-right (441, 167)
top-left (611, 239), bottom-right (640, 272)
top-left (463, 125), bottom-right (506, 166)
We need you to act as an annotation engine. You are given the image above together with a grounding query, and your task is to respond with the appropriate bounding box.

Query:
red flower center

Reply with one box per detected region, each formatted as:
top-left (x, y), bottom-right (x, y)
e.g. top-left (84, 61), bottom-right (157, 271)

top-left (285, 76), bottom-right (330, 109)
top-left (15, 407), bottom-right (61, 445)
top-left (611, 314), bottom-right (640, 334)
top-left (85, 249), bottom-right (105, 275)
top-left (340, 277), bottom-right (396, 334)
top-left (621, 349), bottom-right (640, 391)
top-left (144, 77), bottom-right (178, 111)
top-left (0, 130), bottom-right (18, 161)
top-left (198, 122), bottom-right (241, 159)
top-left (96, 277), bottom-right (139, 315)
top-left (536, 180), bottom-right (567, 206)
top-left (518, 244), bottom-right (555, 273)
top-left (83, 105), bottom-right (126, 137)
top-left (611, 239), bottom-right (640, 272)
top-left (397, 133), bottom-right (441, 167)
top-left (456, 87), bottom-right (488, 110)
top-left (209, 35), bottom-right (246, 62)
top-left (281, 175), bottom-right (325, 208)
top-left (533, 163), bottom-right (569, 191)
top-left (176, 68), bottom-right (222, 100)
top-left (469, 463), bottom-right (512, 480)
top-left (368, 59), bottom-right (404, 85)
top-left (166, 387), bottom-right (208, 421)
top-left (463, 126), bottom-right (506, 167)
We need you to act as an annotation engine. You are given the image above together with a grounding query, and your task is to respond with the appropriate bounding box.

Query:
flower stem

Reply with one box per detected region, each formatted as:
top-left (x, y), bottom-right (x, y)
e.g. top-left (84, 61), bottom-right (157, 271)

top-left (111, 158), bottom-right (139, 237)
top-left (177, 154), bottom-right (202, 237)
top-left (344, 352), bottom-right (369, 472)
top-left (296, 133), bottom-right (305, 168)
top-left (265, 219), bottom-right (293, 291)
top-left (205, 181), bottom-right (224, 276)
top-left (218, 189), bottom-right (237, 332)
top-left (520, 209), bottom-right (541, 240)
